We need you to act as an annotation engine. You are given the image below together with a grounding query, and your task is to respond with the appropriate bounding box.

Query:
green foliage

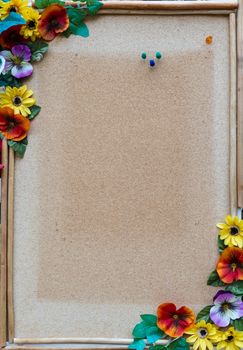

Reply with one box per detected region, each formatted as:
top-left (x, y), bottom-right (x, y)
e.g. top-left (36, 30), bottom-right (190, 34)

top-left (131, 314), bottom-right (165, 346)
top-left (225, 281), bottom-right (243, 295)
top-left (218, 236), bottom-right (227, 253)
top-left (128, 339), bottom-right (146, 350)
top-left (140, 314), bottom-right (157, 326)
top-left (0, 72), bottom-right (22, 87)
top-left (86, 0), bottom-right (103, 15)
top-left (232, 318), bottom-right (243, 331)
top-left (27, 41), bottom-right (49, 62)
top-left (35, 0), bottom-right (64, 9)
top-left (207, 269), bottom-right (225, 287)
top-left (66, 8), bottom-right (89, 37)
top-left (196, 305), bottom-right (213, 323)
top-left (8, 138), bottom-right (28, 158)
top-left (149, 346), bottom-right (165, 350)
top-left (167, 337), bottom-right (189, 350)
top-left (28, 105), bottom-right (41, 120)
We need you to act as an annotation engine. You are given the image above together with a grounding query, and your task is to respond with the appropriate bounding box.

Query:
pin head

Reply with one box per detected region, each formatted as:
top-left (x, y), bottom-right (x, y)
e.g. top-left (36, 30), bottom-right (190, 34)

top-left (156, 51), bottom-right (162, 59)
top-left (149, 59), bottom-right (155, 67)
top-left (141, 52), bottom-right (147, 60)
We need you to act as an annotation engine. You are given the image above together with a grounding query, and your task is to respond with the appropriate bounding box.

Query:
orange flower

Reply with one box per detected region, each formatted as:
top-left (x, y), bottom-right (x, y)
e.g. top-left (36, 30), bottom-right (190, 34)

top-left (0, 107), bottom-right (30, 141)
top-left (216, 247), bottom-right (243, 284)
top-left (157, 303), bottom-right (195, 338)
top-left (38, 4), bottom-right (69, 41)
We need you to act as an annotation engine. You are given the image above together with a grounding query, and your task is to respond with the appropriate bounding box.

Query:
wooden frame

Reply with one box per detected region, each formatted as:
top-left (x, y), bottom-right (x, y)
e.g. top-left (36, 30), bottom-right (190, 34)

top-left (0, 1), bottom-right (239, 349)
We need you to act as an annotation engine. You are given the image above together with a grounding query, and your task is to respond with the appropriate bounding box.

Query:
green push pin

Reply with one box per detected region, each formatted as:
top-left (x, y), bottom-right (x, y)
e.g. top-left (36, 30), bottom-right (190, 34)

top-left (156, 51), bottom-right (162, 60)
top-left (141, 52), bottom-right (147, 60)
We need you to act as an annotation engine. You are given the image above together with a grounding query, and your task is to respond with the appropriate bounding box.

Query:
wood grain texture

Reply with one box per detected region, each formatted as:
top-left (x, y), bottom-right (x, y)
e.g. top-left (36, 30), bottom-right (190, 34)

top-left (229, 13), bottom-right (237, 214)
top-left (7, 148), bottom-right (15, 343)
top-left (237, 0), bottom-right (243, 207)
top-left (0, 140), bottom-right (8, 347)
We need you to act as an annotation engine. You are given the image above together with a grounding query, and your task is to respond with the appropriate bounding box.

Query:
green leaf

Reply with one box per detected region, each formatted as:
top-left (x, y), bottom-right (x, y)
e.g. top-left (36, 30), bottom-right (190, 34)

top-left (196, 305), bottom-right (213, 323)
top-left (149, 346), bottom-right (165, 350)
top-left (132, 322), bottom-right (147, 339)
top-left (129, 339), bottom-right (146, 350)
top-left (0, 12), bottom-right (26, 34)
top-left (66, 8), bottom-right (89, 37)
top-left (27, 41), bottom-right (49, 62)
top-left (232, 318), bottom-right (243, 331)
top-left (146, 326), bottom-right (165, 344)
top-left (140, 314), bottom-right (157, 326)
top-left (168, 338), bottom-right (189, 350)
top-left (69, 21), bottom-right (89, 37)
top-left (0, 72), bottom-right (22, 87)
top-left (218, 236), bottom-right (227, 253)
top-left (207, 269), bottom-right (225, 287)
top-left (86, 0), bottom-right (103, 15)
top-left (8, 138), bottom-right (28, 158)
top-left (28, 105), bottom-right (41, 120)
top-left (35, 0), bottom-right (64, 8)
top-left (225, 281), bottom-right (243, 295)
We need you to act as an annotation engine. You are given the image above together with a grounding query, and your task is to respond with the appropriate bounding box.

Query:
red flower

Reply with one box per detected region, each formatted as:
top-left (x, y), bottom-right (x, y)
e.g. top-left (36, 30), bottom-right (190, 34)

top-left (0, 25), bottom-right (26, 49)
top-left (38, 4), bottom-right (69, 41)
top-left (0, 107), bottom-right (30, 141)
top-left (216, 247), bottom-right (243, 284)
top-left (157, 303), bottom-right (195, 338)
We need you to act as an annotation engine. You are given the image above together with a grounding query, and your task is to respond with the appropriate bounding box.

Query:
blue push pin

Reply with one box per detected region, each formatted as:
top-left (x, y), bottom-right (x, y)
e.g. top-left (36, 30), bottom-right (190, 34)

top-left (149, 59), bottom-right (155, 67)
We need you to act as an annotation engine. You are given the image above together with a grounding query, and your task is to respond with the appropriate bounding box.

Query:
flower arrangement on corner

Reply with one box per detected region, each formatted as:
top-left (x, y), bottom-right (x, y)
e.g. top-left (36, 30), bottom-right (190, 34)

top-left (129, 215), bottom-right (243, 350)
top-left (0, 0), bottom-right (102, 157)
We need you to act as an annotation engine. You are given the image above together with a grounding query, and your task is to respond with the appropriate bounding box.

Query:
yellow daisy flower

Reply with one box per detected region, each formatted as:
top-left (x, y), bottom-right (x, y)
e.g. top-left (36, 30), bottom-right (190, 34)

top-left (217, 215), bottom-right (243, 248)
top-left (0, 0), bottom-right (28, 20)
top-left (20, 8), bottom-right (41, 41)
top-left (185, 320), bottom-right (217, 350)
top-left (0, 86), bottom-right (35, 117)
top-left (216, 327), bottom-right (243, 350)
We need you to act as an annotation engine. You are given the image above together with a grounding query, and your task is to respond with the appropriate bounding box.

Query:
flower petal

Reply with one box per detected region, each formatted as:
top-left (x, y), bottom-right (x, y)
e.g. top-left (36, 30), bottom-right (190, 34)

top-left (11, 62), bottom-right (33, 78)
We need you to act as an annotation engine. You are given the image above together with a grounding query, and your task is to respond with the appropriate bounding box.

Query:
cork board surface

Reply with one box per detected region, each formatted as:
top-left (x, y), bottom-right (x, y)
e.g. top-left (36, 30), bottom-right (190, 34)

top-left (14, 15), bottom-right (230, 338)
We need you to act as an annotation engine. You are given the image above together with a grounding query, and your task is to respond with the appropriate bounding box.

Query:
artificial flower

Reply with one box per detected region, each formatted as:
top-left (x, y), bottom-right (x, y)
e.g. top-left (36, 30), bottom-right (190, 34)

top-left (0, 0), bottom-right (28, 20)
top-left (0, 44), bottom-right (33, 78)
top-left (0, 86), bottom-right (35, 117)
top-left (216, 327), bottom-right (243, 350)
top-left (216, 247), bottom-right (243, 284)
top-left (157, 303), bottom-right (195, 338)
top-left (210, 290), bottom-right (243, 327)
top-left (38, 4), bottom-right (69, 41)
top-left (20, 8), bottom-right (41, 41)
top-left (217, 215), bottom-right (243, 248)
top-left (0, 106), bottom-right (30, 141)
top-left (185, 320), bottom-right (217, 350)
top-left (0, 56), bottom-right (5, 75)
top-left (0, 25), bottom-right (25, 49)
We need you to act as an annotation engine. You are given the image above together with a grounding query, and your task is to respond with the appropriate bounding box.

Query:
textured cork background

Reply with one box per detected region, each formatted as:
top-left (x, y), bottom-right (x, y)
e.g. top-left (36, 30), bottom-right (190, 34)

top-left (13, 15), bottom-right (231, 338)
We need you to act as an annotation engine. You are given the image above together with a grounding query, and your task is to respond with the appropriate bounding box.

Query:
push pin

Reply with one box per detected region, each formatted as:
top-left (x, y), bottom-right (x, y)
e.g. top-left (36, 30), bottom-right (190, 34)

top-left (149, 59), bottom-right (155, 67)
top-left (156, 51), bottom-right (162, 60)
top-left (141, 52), bottom-right (147, 60)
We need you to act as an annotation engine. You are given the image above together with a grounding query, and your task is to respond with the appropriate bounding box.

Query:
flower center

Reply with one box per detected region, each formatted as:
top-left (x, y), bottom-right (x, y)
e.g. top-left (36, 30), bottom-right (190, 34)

top-left (198, 328), bottom-right (208, 339)
top-left (231, 263), bottom-right (237, 271)
top-left (9, 6), bottom-right (18, 12)
top-left (172, 314), bottom-right (179, 320)
top-left (230, 226), bottom-right (239, 235)
top-left (227, 335), bottom-right (234, 342)
top-left (28, 20), bottom-right (36, 29)
top-left (50, 18), bottom-right (59, 29)
top-left (13, 96), bottom-right (22, 106)
top-left (12, 56), bottom-right (22, 65)
top-left (222, 302), bottom-right (229, 310)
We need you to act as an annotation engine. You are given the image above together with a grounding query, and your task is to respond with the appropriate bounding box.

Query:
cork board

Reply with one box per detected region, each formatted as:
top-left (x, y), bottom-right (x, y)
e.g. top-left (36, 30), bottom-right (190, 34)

top-left (13, 14), bottom-right (231, 339)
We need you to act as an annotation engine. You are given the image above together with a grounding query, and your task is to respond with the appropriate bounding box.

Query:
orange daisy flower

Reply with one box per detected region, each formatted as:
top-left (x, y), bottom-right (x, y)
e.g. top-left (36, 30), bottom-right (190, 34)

top-left (0, 107), bottom-right (30, 141)
top-left (216, 247), bottom-right (243, 284)
top-left (157, 303), bottom-right (195, 338)
top-left (38, 4), bottom-right (69, 41)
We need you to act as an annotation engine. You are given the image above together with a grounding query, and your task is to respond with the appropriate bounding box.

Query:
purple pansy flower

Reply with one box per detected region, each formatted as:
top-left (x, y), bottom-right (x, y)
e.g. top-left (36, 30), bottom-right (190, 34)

top-left (0, 44), bottom-right (33, 79)
top-left (210, 290), bottom-right (243, 327)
